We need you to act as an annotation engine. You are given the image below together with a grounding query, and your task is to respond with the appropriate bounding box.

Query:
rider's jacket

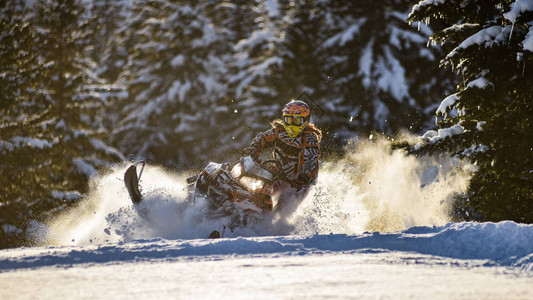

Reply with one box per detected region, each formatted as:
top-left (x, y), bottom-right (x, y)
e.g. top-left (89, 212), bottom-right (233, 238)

top-left (243, 121), bottom-right (321, 187)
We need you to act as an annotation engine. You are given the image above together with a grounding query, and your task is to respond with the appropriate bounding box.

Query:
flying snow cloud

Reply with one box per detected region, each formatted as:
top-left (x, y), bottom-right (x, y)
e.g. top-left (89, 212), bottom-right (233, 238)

top-left (39, 135), bottom-right (472, 246)
top-left (291, 135), bottom-right (472, 235)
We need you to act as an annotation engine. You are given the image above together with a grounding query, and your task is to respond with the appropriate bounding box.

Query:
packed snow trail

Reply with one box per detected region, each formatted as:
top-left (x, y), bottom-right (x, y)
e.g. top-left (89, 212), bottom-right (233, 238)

top-left (41, 138), bottom-right (472, 246)
top-left (3, 222), bottom-right (533, 299)
top-left (2, 222), bottom-right (533, 273)
top-left (2, 245), bottom-right (533, 300)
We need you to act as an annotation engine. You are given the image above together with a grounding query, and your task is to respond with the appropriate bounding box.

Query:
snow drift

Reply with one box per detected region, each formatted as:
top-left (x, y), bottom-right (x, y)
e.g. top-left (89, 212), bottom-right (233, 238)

top-left (2, 222), bottom-right (533, 273)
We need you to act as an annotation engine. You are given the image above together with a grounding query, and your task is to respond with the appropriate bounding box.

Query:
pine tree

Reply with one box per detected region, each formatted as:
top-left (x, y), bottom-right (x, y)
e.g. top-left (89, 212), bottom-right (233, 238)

top-left (87, 0), bottom-right (128, 82)
top-left (32, 0), bottom-right (124, 184)
top-left (0, 1), bottom-right (48, 247)
top-left (316, 0), bottom-right (454, 142)
top-left (201, 0), bottom-right (261, 161)
top-left (406, 0), bottom-right (533, 222)
top-left (114, 0), bottom-right (231, 165)
top-left (0, 2), bottom-right (41, 112)
top-left (224, 1), bottom-right (325, 150)
top-left (228, 0), bottom-right (298, 144)
top-left (0, 0), bottom-right (124, 248)
top-left (109, 0), bottom-right (457, 167)
top-left (228, 0), bottom-right (455, 152)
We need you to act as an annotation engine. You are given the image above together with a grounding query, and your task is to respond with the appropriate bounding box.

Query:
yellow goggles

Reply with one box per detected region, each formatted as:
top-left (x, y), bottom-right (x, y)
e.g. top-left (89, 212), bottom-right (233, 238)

top-left (283, 116), bottom-right (305, 126)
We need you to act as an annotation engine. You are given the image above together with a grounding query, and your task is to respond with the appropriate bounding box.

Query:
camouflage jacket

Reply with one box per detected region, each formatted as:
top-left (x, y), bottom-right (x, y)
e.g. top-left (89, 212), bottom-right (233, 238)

top-left (243, 121), bottom-right (321, 187)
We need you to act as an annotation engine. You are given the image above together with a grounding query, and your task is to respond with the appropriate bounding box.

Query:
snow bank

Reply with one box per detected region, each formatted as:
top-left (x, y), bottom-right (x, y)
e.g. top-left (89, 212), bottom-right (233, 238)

top-left (2, 222), bottom-right (532, 273)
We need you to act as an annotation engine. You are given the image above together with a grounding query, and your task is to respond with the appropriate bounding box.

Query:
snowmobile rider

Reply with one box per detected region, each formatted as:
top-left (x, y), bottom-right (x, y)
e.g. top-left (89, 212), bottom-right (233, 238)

top-left (242, 100), bottom-right (322, 214)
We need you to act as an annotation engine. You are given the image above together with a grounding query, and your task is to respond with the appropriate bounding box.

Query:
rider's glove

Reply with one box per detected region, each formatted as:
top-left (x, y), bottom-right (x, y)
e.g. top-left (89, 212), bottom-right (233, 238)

top-left (291, 175), bottom-right (310, 192)
top-left (290, 180), bottom-right (303, 191)
top-left (242, 147), bottom-right (258, 159)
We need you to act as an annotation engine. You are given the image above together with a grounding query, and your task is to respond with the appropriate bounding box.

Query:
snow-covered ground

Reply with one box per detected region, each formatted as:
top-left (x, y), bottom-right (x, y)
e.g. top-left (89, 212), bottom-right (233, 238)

top-left (1, 142), bottom-right (532, 299)
top-left (1, 223), bottom-right (533, 299)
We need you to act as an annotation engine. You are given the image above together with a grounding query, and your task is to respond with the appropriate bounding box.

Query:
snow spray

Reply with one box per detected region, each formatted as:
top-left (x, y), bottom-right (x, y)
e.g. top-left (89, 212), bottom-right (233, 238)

top-left (291, 135), bottom-right (472, 235)
top-left (42, 135), bottom-right (472, 246)
top-left (44, 165), bottom-right (215, 245)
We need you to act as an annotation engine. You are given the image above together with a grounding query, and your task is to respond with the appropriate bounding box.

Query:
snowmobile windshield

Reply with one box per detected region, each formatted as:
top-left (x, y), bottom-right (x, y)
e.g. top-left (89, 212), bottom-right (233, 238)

top-left (240, 156), bottom-right (274, 182)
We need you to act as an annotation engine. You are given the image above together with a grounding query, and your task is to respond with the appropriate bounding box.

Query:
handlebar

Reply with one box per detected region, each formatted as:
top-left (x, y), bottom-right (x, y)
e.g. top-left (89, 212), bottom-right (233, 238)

top-left (259, 159), bottom-right (283, 179)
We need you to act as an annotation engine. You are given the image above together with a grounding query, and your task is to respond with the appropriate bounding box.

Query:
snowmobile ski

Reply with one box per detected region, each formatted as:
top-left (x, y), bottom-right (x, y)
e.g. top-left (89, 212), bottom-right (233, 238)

top-left (208, 230), bottom-right (221, 239)
top-left (124, 164), bottom-right (143, 205)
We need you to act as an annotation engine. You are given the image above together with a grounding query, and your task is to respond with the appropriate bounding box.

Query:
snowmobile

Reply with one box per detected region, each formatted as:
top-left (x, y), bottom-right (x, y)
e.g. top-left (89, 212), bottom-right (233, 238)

top-left (123, 156), bottom-right (282, 237)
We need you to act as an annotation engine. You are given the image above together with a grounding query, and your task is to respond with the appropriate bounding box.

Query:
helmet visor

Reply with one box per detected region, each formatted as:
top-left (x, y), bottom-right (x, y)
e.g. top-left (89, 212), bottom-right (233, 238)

top-left (283, 116), bottom-right (305, 126)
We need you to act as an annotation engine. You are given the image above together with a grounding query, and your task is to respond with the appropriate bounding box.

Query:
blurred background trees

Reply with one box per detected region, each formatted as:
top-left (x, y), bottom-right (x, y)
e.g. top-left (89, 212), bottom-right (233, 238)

top-left (1, 0), bottom-right (125, 247)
